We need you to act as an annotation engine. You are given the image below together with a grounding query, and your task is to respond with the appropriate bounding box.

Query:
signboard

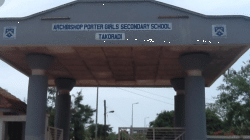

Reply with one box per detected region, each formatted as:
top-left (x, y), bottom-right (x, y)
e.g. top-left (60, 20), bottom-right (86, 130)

top-left (52, 23), bottom-right (172, 31)
top-left (95, 33), bottom-right (125, 40)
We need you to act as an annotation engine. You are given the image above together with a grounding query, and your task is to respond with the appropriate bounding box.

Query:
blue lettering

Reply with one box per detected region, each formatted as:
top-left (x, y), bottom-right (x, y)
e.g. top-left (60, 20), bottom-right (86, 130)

top-left (116, 34), bottom-right (122, 39)
top-left (97, 24), bottom-right (103, 29)
top-left (60, 25), bottom-right (64, 29)
top-left (108, 34), bottom-right (114, 39)
top-left (54, 25), bottom-right (57, 30)
top-left (124, 24), bottom-right (128, 29)
top-left (80, 24), bottom-right (83, 29)
top-left (102, 34), bottom-right (107, 39)
top-left (84, 24), bottom-right (88, 29)
top-left (105, 24), bottom-right (117, 30)
top-left (151, 24), bottom-right (171, 29)
top-left (99, 33), bottom-right (123, 40)
top-left (75, 25), bottom-right (79, 29)
top-left (53, 23), bottom-right (171, 31)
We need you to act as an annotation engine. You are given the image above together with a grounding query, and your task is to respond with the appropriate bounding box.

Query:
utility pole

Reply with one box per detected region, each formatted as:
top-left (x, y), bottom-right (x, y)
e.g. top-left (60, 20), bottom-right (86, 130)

top-left (104, 100), bottom-right (106, 140)
top-left (95, 87), bottom-right (99, 140)
top-left (103, 101), bottom-right (114, 140)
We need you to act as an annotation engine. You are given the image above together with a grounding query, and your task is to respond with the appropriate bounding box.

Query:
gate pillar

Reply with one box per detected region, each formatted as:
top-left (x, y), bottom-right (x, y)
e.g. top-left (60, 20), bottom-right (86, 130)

top-left (170, 78), bottom-right (185, 128)
top-left (25, 54), bottom-right (54, 140)
top-left (179, 52), bottom-right (211, 140)
top-left (55, 77), bottom-right (76, 140)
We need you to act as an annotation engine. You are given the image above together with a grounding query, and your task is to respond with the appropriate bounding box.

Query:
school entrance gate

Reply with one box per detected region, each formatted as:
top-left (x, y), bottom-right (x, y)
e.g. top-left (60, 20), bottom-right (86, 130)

top-left (0, 0), bottom-right (249, 139)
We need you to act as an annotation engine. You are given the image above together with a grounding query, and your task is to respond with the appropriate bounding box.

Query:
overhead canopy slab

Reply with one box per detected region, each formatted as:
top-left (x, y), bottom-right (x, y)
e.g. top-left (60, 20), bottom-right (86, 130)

top-left (0, 0), bottom-right (249, 87)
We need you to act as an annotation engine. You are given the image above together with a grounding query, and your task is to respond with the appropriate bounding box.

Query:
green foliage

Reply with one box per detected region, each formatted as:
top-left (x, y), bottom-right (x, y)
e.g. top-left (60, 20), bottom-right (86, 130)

top-left (88, 124), bottom-right (113, 139)
top-left (46, 87), bottom-right (57, 127)
top-left (215, 60), bottom-right (250, 135)
top-left (107, 132), bottom-right (118, 140)
top-left (47, 87), bottom-right (57, 108)
top-left (149, 110), bottom-right (174, 127)
top-left (70, 90), bottom-right (96, 140)
top-left (150, 108), bottom-right (224, 135)
top-left (206, 107), bottom-right (223, 135)
top-left (46, 88), bottom-right (96, 140)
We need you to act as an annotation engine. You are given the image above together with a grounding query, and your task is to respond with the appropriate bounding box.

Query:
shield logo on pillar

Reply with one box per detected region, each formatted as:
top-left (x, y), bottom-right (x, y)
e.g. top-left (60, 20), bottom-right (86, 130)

top-left (212, 24), bottom-right (227, 38)
top-left (3, 26), bottom-right (16, 39)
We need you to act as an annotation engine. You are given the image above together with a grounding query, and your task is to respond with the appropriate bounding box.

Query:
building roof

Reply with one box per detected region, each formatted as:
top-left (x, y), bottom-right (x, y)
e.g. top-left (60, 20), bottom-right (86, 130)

top-left (0, 0), bottom-right (249, 87)
top-left (1, 0), bottom-right (250, 21)
top-left (0, 87), bottom-right (26, 115)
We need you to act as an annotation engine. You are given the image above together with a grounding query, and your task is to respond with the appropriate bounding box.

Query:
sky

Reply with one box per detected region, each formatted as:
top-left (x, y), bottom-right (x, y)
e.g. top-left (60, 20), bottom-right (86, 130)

top-left (0, 0), bottom-right (250, 134)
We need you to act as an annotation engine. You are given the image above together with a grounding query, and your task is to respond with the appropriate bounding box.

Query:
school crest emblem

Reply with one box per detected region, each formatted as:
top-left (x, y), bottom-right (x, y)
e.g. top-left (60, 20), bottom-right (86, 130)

top-left (212, 25), bottom-right (227, 38)
top-left (3, 26), bottom-right (16, 39)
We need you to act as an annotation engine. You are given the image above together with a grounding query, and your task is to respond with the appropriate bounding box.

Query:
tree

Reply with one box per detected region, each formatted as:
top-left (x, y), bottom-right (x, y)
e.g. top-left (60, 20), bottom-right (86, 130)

top-left (88, 124), bottom-right (113, 139)
top-left (107, 132), bottom-right (118, 140)
top-left (70, 90), bottom-right (96, 140)
top-left (46, 88), bottom-right (96, 140)
top-left (216, 60), bottom-right (250, 135)
top-left (149, 110), bottom-right (174, 127)
top-left (206, 100), bottom-right (228, 122)
top-left (47, 87), bottom-right (57, 127)
top-left (149, 108), bottom-right (224, 135)
top-left (206, 107), bottom-right (223, 135)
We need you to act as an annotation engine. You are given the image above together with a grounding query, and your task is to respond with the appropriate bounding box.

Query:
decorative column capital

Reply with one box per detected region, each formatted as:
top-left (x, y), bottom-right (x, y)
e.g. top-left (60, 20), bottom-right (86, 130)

top-left (179, 52), bottom-right (211, 71)
top-left (55, 78), bottom-right (76, 94)
top-left (26, 53), bottom-right (55, 70)
top-left (170, 78), bottom-right (185, 94)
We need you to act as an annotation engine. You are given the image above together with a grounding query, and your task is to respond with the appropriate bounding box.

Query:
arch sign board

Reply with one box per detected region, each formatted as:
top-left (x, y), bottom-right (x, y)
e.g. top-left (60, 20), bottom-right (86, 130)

top-left (0, 0), bottom-right (249, 87)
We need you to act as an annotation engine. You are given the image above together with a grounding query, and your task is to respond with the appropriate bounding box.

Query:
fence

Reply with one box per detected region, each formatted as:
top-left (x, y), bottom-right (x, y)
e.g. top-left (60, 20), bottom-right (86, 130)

top-left (207, 135), bottom-right (250, 140)
top-left (46, 126), bottom-right (63, 140)
top-left (118, 127), bottom-right (185, 140)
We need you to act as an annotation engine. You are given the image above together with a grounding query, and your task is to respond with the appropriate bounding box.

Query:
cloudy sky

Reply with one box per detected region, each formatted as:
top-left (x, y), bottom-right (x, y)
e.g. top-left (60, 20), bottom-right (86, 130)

top-left (0, 0), bottom-right (250, 134)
